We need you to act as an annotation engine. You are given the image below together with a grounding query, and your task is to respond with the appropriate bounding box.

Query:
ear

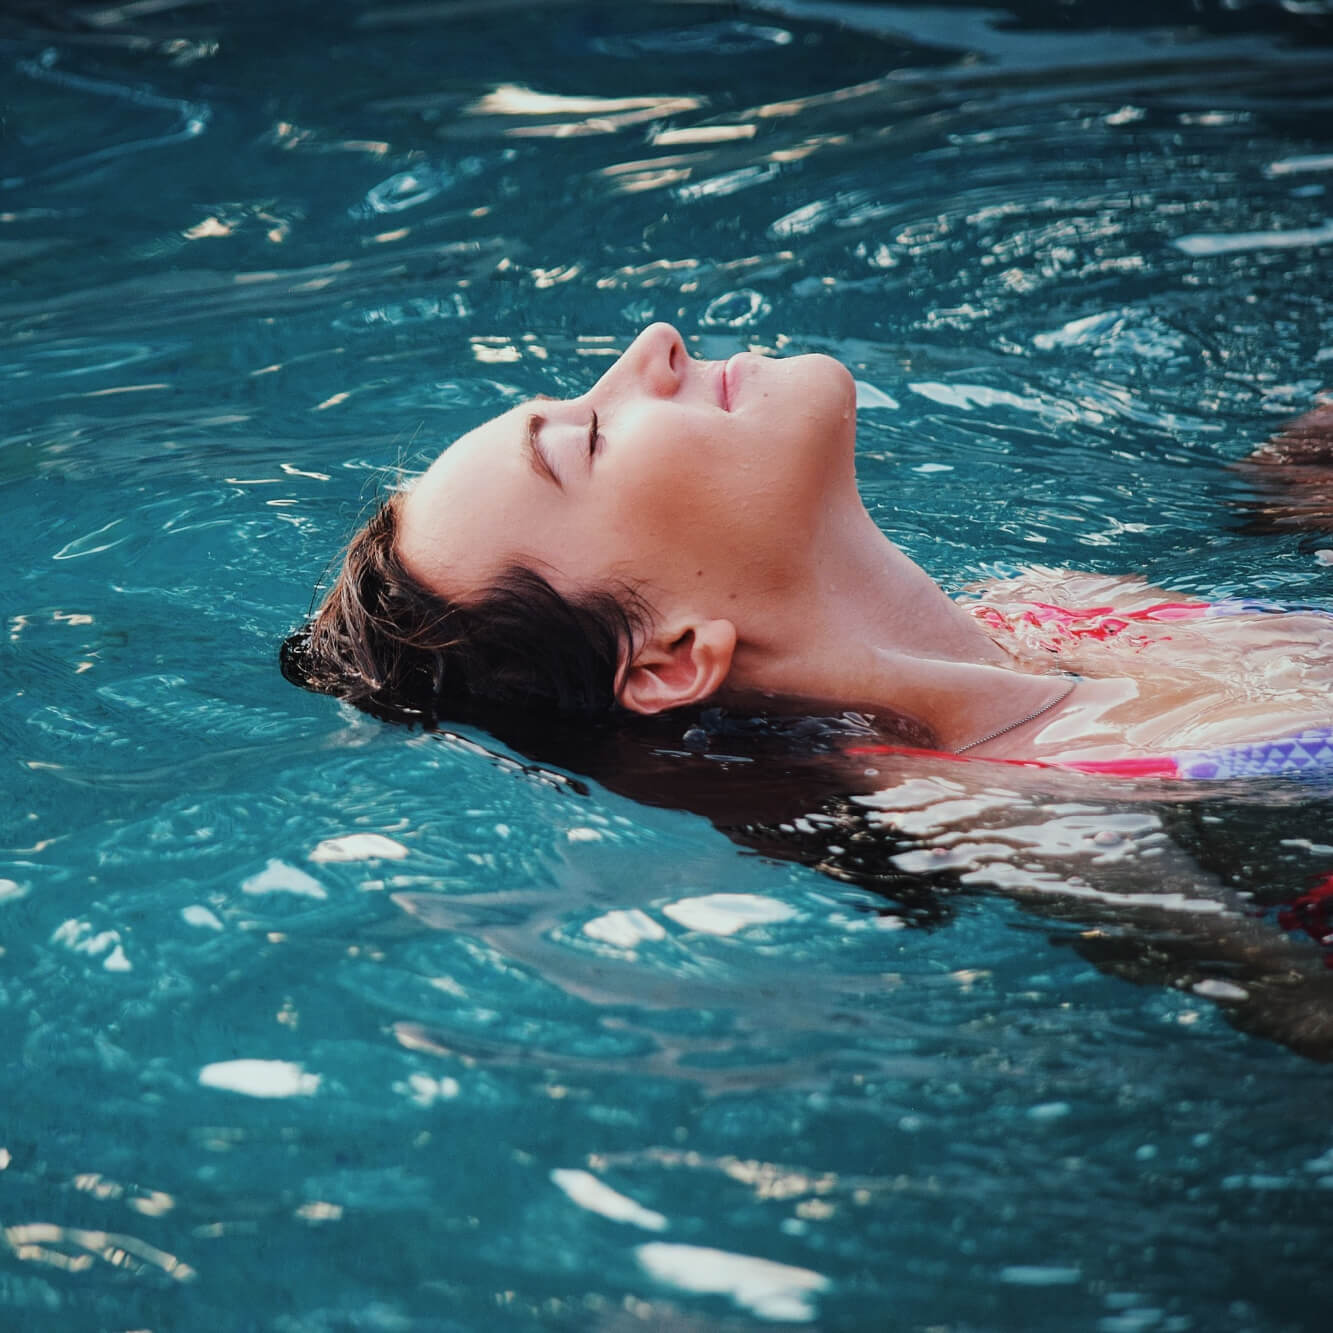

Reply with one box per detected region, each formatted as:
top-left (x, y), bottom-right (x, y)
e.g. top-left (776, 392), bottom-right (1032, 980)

top-left (618, 619), bottom-right (737, 716)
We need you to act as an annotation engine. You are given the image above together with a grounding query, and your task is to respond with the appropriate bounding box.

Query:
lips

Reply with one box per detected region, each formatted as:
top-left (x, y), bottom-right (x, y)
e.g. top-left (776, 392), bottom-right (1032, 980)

top-left (720, 354), bottom-right (744, 411)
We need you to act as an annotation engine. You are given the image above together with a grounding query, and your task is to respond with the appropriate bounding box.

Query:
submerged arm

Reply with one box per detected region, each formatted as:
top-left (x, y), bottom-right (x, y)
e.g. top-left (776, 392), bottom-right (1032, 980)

top-left (1231, 394), bottom-right (1333, 533)
top-left (773, 760), bottom-right (1333, 1060)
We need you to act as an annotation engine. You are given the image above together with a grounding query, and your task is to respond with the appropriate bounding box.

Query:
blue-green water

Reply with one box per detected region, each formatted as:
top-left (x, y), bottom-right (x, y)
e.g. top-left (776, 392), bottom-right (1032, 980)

top-left (4, 2), bottom-right (1333, 1329)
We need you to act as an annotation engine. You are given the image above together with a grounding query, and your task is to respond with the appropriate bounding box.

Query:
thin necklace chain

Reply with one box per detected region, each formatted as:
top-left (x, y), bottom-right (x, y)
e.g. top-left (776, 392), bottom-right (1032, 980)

top-left (954, 676), bottom-right (1079, 754)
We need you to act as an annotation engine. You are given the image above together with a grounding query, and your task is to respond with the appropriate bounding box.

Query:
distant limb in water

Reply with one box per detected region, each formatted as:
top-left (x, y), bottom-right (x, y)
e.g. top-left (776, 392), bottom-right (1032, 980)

top-left (1233, 396), bottom-right (1333, 533)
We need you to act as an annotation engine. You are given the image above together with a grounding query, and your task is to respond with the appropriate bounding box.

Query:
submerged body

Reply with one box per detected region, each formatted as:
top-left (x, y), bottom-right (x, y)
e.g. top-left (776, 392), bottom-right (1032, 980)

top-left (958, 570), bottom-right (1333, 767)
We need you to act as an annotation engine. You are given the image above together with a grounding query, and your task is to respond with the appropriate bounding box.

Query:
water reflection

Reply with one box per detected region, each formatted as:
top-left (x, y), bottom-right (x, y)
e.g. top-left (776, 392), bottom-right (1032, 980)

top-left (3, 2), bottom-right (1333, 1330)
top-left (5, 1222), bottom-right (195, 1284)
top-left (6, 49), bottom-right (209, 190)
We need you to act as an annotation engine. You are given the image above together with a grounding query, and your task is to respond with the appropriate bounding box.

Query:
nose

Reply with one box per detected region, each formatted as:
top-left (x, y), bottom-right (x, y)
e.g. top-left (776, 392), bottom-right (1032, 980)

top-left (602, 322), bottom-right (685, 399)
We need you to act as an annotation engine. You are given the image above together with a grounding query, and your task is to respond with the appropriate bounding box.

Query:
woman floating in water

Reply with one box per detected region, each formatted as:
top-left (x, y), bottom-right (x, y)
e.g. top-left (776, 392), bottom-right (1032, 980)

top-left (282, 323), bottom-right (1332, 782)
top-left (283, 326), bottom-right (1333, 1059)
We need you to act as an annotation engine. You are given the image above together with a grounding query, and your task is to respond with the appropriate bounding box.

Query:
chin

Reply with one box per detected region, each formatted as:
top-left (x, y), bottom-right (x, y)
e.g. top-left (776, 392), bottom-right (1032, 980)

top-left (765, 354), bottom-right (857, 490)
top-left (792, 351), bottom-right (856, 414)
top-left (798, 353), bottom-right (857, 440)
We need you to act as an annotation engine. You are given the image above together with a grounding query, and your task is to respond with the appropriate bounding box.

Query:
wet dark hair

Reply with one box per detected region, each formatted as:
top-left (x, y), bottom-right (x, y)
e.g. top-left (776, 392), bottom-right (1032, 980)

top-left (281, 494), bottom-right (965, 920)
top-left (280, 493), bottom-right (649, 727)
top-left (280, 492), bottom-right (941, 816)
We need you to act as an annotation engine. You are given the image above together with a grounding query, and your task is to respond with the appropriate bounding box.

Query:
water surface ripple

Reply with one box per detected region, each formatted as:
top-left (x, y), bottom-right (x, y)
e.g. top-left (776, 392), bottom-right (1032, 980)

top-left (2, 3), bottom-right (1332, 1330)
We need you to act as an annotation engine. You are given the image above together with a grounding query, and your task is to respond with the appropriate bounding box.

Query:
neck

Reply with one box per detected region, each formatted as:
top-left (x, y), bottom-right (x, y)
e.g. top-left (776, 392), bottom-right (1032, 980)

top-left (725, 501), bottom-right (1069, 750)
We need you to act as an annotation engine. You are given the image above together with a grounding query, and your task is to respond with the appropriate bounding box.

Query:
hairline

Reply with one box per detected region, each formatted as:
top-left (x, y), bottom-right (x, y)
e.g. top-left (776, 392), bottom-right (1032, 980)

top-left (389, 475), bottom-right (654, 648)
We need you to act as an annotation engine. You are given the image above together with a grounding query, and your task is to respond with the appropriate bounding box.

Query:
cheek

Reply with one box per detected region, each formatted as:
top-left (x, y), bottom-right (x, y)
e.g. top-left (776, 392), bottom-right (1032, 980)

top-left (614, 471), bottom-right (787, 594)
top-left (576, 467), bottom-right (718, 589)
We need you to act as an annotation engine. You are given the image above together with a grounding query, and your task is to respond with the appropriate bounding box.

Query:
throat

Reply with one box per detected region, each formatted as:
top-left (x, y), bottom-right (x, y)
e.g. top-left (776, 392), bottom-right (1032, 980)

top-left (724, 518), bottom-right (1037, 739)
top-left (803, 516), bottom-right (1011, 669)
top-left (954, 675), bottom-right (1079, 753)
top-left (868, 652), bottom-right (1083, 754)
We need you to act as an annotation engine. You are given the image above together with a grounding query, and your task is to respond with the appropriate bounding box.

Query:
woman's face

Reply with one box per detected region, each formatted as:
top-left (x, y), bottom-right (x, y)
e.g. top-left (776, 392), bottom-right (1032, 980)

top-left (397, 323), bottom-right (858, 627)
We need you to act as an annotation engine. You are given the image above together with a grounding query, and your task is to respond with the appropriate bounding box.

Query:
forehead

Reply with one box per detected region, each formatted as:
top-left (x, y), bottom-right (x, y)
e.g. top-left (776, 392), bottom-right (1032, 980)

top-left (418, 402), bottom-right (527, 487)
top-left (396, 404), bottom-right (531, 595)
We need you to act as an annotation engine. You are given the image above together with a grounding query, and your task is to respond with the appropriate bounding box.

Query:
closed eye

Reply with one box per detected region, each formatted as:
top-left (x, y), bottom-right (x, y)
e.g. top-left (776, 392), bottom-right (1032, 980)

top-left (589, 410), bottom-right (601, 458)
top-left (524, 412), bottom-right (562, 489)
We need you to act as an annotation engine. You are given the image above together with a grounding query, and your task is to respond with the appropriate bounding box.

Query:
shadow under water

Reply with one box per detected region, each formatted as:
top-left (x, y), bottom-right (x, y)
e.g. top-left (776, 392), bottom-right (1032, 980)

top-left (420, 697), bottom-right (1333, 1064)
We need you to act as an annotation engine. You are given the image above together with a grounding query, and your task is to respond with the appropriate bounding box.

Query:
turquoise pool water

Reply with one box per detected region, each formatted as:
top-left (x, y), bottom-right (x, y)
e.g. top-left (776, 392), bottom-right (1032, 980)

top-left (4, 2), bottom-right (1333, 1328)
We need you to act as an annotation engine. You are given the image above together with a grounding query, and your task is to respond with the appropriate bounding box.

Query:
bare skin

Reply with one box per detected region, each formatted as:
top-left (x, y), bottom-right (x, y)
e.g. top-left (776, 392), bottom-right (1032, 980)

top-left (1231, 395), bottom-right (1333, 532)
top-left (397, 324), bottom-right (1332, 761)
top-left (389, 350), bottom-right (1333, 1059)
top-left (961, 569), bottom-right (1332, 763)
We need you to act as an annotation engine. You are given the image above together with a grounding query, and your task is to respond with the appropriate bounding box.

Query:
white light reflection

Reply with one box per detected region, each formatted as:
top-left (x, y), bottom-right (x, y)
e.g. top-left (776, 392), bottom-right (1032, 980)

top-left (241, 859), bottom-right (326, 898)
top-left (854, 381), bottom-right (899, 411)
top-left (472, 86), bottom-right (696, 118)
top-left (183, 216), bottom-right (231, 239)
top-left (662, 894), bottom-right (797, 936)
top-left (465, 84), bottom-right (702, 138)
top-left (1267, 154), bottom-right (1333, 176)
top-left (198, 1059), bottom-right (320, 1099)
top-left (636, 1243), bottom-right (828, 1323)
top-left (1174, 220), bottom-right (1333, 257)
top-left (675, 163), bottom-right (778, 203)
top-left (82, 383), bottom-right (170, 397)
top-left (771, 191), bottom-right (873, 239)
top-left (5, 1223), bottom-right (195, 1283)
top-left (908, 381), bottom-right (1082, 422)
top-left (583, 908), bottom-right (665, 949)
top-left (309, 833), bottom-right (408, 863)
top-left (51, 918), bottom-right (131, 970)
top-left (551, 1169), bottom-right (667, 1232)
top-left (855, 776), bottom-right (1232, 914)
top-left (701, 290), bottom-right (770, 328)
top-left (652, 124), bottom-right (756, 146)
top-left (2, 878), bottom-right (30, 903)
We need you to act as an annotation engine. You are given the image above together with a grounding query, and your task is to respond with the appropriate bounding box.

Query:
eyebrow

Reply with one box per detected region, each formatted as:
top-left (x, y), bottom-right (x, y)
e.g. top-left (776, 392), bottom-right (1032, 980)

top-left (524, 412), bottom-right (563, 490)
